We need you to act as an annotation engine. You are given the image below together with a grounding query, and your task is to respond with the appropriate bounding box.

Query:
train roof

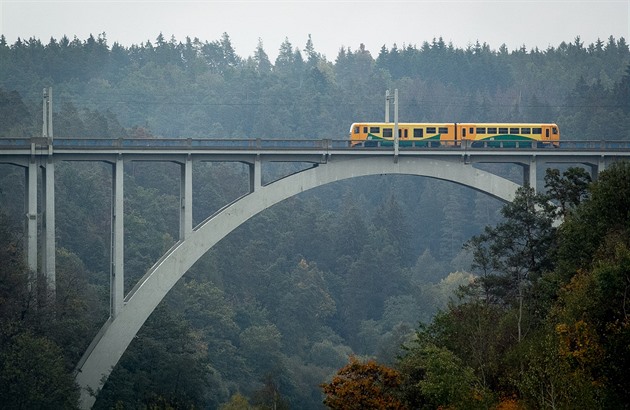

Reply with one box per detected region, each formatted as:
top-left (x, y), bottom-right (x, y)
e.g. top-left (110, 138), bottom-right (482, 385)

top-left (350, 122), bottom-right (558, 126)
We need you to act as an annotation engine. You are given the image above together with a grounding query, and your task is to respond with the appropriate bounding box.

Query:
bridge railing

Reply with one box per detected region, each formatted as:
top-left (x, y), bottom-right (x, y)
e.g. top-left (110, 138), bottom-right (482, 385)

top-left (1, 137), bottom-right (630, 151)
top-left (52, 138), bottom-right (336, 150)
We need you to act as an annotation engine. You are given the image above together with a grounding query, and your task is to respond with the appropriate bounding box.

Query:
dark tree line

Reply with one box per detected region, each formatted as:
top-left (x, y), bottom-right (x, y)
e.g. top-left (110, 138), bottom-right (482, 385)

top-left (0, 32), bottom-right (629, 139)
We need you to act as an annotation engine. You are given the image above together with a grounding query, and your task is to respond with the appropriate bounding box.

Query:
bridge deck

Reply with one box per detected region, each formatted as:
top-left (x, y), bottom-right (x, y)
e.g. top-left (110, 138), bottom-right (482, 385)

top-left (1, 137), bottom-right (629, 163)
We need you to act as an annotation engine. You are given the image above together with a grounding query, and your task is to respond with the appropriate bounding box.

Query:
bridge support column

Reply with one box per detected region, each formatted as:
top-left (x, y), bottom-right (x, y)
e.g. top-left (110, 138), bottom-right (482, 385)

top-left (111, 156), bottom-right (124, 317)
top-left (249, 157), bottom-right (262, 192)
top-left (593, 156), bottom-right (607, 181)
top-left (523, 157), bottom-right (537, 191)
top-left (583, 158), bottom-right (607, 182)
top-left (42, 159), bottom-right (56, 293)
top-left (26, 160), bottom-right (38, 275)
top-left (179, 156), bottom-right (193, 240)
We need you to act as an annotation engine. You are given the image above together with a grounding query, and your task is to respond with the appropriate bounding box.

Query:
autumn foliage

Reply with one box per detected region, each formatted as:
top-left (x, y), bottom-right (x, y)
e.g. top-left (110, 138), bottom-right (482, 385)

top-left (321, 356), bottom-right (406, 409)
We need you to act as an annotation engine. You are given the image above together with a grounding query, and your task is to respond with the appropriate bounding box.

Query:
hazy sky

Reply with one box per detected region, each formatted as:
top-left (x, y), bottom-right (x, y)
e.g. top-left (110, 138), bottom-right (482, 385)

top-left (1, 1), bottom-right (629, 60)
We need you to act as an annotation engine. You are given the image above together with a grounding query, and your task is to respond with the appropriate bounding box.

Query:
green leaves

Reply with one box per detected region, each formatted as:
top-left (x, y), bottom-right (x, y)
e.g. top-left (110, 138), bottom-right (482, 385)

top-left (0, 331), bottom-right (80, 408)
top-left (0, 211), bottom-right (83, 408)
top-left (97, 304), bottom-right (213, 408)
top-left (400, 343), bottom-right (485, 409)
top-left (466, 186), bottom-right (556, 308)
top-left (393, 163), bottom-right (630, 408)
top-left (557, 162), bottom-right (630, 280)
top-left (544, 167), bottom-right (591, 218)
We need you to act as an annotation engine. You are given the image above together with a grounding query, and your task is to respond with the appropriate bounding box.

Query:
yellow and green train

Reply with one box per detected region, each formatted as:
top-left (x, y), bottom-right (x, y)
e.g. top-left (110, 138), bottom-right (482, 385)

top-left (349, 123), bottom-right (560, 147)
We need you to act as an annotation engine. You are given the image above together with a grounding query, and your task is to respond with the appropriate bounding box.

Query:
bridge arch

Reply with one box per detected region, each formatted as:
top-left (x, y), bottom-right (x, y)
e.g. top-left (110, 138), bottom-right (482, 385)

top-left (76, 156), bottom-right (520, 408)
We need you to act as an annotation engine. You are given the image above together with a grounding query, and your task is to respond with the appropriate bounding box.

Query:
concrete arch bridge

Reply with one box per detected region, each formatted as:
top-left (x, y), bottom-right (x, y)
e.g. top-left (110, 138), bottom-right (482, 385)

top-left (1, 137), bottom-right (628, 408)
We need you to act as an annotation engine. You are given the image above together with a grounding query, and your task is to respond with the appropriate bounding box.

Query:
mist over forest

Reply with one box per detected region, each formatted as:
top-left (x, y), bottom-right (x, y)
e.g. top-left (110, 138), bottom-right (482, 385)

top-left (0, 32), bottom-right (629, 409)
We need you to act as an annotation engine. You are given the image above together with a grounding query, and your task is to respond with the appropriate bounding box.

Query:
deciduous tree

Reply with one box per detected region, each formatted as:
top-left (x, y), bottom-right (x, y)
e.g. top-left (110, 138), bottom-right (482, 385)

top-left (466, 186), bottom-right (556, 342)
top-left (321, 356), bottom-right (406, 410)
top-left (543, 166), bottom-right (591, 218)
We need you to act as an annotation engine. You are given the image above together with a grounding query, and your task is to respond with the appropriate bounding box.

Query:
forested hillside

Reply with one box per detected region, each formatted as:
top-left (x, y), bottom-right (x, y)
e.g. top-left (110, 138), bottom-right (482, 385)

top-left (322, 163), bottom-right (630, 409)
top-left (0, 32), bottom-right (629, 409)
top-left (1, 33), bottom-right (629, 139)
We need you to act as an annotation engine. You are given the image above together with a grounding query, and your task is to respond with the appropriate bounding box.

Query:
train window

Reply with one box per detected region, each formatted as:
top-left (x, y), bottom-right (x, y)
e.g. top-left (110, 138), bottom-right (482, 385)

top-left (383, 128), bottom-right (393, 138)
top-left (532, 128), bottom-right (542, 134)
top-left (469, 127), bottom-right (474, 133)
top-left (426, 127), bottom-right (436, 134)
top-left (521, 127), bottom-right (531, 134)
top-left (553, 127), bottom-right (558, 135)
top-left (370, 126), bottom-right (380, 133)
top-left (363, 126), bottom-right (368, 133)
top-left (487, 127), bottom-right (497, 134)
top-left (476, 127), bottom-right (486, 134)
top-left (354, 126), bottom-right (360, 134)
top-left (413, 128), bottom-right (424, 138)
top-left (498, 127), bottom-right (508, 134)
top-left (403, 129), bottom-right (408, 138)
top-left (438, 127), bottom-right (448, 134)
top-left (510, 127), bottom-right (519, 134)
top-left (462, 128), bottom-right (467, 137)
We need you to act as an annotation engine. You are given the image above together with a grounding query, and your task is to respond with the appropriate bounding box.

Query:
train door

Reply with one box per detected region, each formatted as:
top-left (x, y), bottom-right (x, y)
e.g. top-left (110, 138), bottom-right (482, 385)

top-left (458, 124), bottom-right (476, 147)
top-left (541, 124), bottom-right (552, 145)
top-left (541, 124), bottom-right (560, 147)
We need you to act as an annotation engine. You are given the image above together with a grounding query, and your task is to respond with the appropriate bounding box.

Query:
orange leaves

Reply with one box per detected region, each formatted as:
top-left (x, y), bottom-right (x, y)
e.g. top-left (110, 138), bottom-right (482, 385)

top-left (321, 356), bottom-right (406, 410)
top-left (556, 319), bottom-right (604, 369)
top-left (493, 396), bottom-right (525, 410)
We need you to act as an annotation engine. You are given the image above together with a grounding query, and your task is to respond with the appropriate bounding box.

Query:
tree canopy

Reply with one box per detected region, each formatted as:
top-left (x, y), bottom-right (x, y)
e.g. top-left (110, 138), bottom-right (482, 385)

top-left (359, 163), bottom-right (630, 409)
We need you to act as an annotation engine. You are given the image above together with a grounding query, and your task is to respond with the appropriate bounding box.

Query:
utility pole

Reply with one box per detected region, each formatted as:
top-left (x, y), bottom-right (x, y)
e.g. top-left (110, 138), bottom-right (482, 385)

top-left (393, 89), bottom-right (399, 160)
top-left (385, 90), bottom-right (390, 122)
top-left (43, 87), bottom-right (53, 140)
top-left (42, 87), bottom-right (56, 294)
top-left (385, 89), bottom-right (399, 161)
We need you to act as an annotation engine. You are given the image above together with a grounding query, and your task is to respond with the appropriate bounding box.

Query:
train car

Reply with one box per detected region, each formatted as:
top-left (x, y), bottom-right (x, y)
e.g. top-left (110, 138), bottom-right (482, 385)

top-left (349, 122), bottom-right (559, 147)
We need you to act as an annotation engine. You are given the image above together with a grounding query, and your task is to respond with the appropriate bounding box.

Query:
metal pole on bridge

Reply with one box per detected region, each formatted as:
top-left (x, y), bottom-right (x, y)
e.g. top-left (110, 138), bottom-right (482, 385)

top-left (393, 89), bottom-right (399, 160)
top-left (42, 88), bottom-right (48, 139)
top-left (385, 89), bottom-right (399, 161)
top-left (385, 90), bottom-right (390, 122)
top-left (47, 87), bottom-right (53, 142)
top-left (42, 87), bottom-right (56, 294)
